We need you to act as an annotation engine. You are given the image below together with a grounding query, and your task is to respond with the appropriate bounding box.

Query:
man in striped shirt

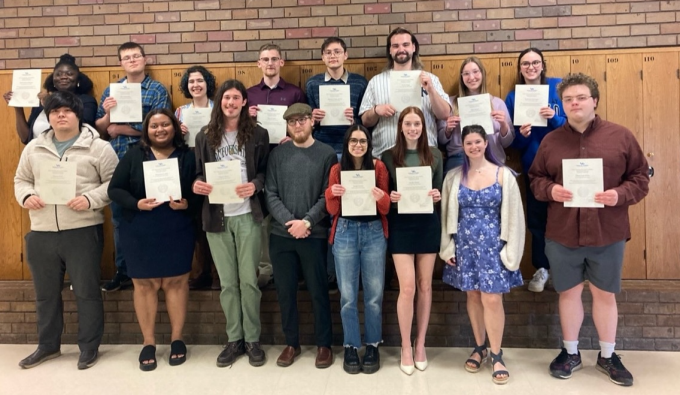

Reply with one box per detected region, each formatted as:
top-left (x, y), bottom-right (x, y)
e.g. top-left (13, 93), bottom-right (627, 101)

top-left (360, 27), bottom-right (451, 158)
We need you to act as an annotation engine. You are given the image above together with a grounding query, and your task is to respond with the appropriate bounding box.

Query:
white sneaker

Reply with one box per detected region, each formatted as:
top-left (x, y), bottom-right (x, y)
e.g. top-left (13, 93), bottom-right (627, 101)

top-left (528, 268), bottom-right (549, 292)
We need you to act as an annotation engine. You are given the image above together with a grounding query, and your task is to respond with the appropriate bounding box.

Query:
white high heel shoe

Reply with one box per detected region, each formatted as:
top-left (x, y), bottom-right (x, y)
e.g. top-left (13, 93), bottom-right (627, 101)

top-left (399, 347), bottom-right (415, 375)
top-left (414, 347), bottom-right (428, 371)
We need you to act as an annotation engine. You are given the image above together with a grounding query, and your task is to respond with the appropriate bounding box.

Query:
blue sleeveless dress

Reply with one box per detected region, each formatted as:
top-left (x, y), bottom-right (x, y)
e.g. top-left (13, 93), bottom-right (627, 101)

top-left (442, 168), bottom-right (523, 293)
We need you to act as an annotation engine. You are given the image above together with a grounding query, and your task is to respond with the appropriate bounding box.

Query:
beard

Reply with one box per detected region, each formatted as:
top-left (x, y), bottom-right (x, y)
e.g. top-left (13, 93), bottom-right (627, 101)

top-left (291, 126), bottom-right (313, 144)
top-left (392, 51), bottom-right (412, 65)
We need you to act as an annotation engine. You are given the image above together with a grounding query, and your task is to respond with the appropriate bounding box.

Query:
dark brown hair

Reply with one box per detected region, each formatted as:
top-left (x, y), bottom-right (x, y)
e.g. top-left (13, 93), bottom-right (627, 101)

top-left (140, 108), bottom-right (186, 152)
top-left (204, 79), bottom-right (257, 150)
top-left (391, 106), bottom-right (433, 168)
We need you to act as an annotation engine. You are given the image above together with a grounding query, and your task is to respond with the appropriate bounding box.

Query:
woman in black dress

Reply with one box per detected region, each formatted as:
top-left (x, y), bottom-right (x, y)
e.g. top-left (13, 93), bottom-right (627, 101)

top-left (108, 109), bottom-right (200, 371)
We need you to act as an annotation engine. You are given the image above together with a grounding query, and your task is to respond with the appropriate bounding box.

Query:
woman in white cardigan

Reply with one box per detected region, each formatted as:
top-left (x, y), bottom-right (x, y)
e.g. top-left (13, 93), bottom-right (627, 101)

top-left (439, 124), bottom-right (525, 385)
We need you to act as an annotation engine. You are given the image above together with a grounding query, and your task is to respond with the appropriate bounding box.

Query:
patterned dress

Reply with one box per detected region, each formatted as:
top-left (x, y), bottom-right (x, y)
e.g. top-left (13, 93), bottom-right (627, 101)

top-left (442, 169), bottom-right (523, 293)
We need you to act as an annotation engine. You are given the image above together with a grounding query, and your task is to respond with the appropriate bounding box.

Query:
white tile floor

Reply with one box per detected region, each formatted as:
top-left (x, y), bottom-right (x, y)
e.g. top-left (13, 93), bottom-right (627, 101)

top-left (1, 344), bottom-right (676, 395)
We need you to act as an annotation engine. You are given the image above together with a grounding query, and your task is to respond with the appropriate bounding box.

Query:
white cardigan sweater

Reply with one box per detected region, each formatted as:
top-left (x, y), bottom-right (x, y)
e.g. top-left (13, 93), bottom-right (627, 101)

top-left (439, 166), bottom-right (526, 271)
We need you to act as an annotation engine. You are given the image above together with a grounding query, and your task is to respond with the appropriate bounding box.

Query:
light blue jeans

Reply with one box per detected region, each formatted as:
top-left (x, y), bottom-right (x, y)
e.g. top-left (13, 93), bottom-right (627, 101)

top-left (332, 218), bottom-right (387, 348)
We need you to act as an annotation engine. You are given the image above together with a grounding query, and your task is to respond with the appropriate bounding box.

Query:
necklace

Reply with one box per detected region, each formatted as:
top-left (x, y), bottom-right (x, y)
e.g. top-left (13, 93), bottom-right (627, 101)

top-left (223, 133), bottom-right (239, 155)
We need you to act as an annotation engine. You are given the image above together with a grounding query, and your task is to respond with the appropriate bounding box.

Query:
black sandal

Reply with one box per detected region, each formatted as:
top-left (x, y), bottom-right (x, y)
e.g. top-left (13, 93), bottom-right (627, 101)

top-left (139, 345), bottom-right (157, 372)
top-left (464, 344), bottom-right (488, 373)
top-left (490, 349), bottom-right (509, 385)
top-left (169, 340), bottom-right (187, 366)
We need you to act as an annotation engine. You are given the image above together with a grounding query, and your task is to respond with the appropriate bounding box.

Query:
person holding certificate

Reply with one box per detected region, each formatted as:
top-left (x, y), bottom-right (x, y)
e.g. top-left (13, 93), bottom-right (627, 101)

top-left (14, 91), bottom-right (118, 370)
top-left (3, 54), bottom-right (97, 144)
top-left (529, 74), bottom-right (649, 387)
top-left (325, 125), bottom-right (390, 374)
top-left (108, 109), bottom-right (199, 371)
top-left (504, 47), bottom-right (567, 293)
top-left (437, 56), bottom-right (513, 172)
top-left (174, 65), bottom-right (218, 291)
top-left (192, 80), bottom-right (270, 369)
top-left (380, 106), bottom-right (443, 375)
top-left (439, 125), bottom-right (525, 385)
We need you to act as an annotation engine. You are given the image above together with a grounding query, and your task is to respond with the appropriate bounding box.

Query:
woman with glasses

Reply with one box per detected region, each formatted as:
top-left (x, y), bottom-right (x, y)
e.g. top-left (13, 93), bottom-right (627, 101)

top-left (325, 125), bottom-right (390, 374)
top-left (504, 48), bottom-right (566, 293)
top-left (438, 56), bottom-right (514, 172)
top-left (381, 106), bottom-right (443, 375)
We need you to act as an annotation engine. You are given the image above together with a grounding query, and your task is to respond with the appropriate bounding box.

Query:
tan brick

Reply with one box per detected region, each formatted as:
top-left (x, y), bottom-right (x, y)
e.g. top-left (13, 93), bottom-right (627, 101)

top-left (529, 17), bottom-right (557, 28)
top-left (93, 4), bottom-right (118, 15)
top-left (559, 16), bottom-right (587, 27)
top-left (80, 36), bottom-right (105, 46)
top-left (543, 28), bottom-right (571, 39)
top-left (29, 0), bottom-right (54, 5)
top-left (501, 18), bottom-right (529, 29)
top-left (431, 33), bottom-right (460, 44)
top-left (208, 52), bottom-right (234, 63)
top-left (587, 37), bottom-right (616, 49)
top-left (247, 0), bottom-right (273, 7)
top-left (446, 43), bottom-right (474, 54)
top-left (6, 59), bottom-right (32, 69)
top-left (156, 33), bottom-right (182, 44)
top-left (503, 40), bottom-right (531, 52)
top-left (234, 30), bottom-right (259, 40)
top-left (169, 22), bottom-right (195, 32)
top-left (338, 5), bottom-right (364, 15)
top-left (601, 3), bottom-right (630, 14)
top-left (105, 14), bottom-right (130, 25)
top-left (587, 14), bottom-right (617, 26)
top-left (617, 36), bottom-right (648, 48)
top-left (6, 39), bottom-right (30, 49)
top-left (169, 1), bottom-right (195, 11)
top-left (648, 34), bottom-right (678, 46)
top-left (617, 13), bottom-right (646, 25)
top-left (145, 23), bottom-right (169, 34)
top-left (80, 57), bottom-right (106, 67)
top-left (118, 3), bottom-right (143, 13)
top-left (433, 11), bottom-right (460, 21)
top-left (181, 11), bottom-right (208, 22)
top-left (18, 28), bottom-right (45, 37)
top-left (377, 13), bottom-right (405, 24)
top-left (5, 19), bottom-right (30, 28)
top-left (631, 2), bottom-right (660, 13)
top-left (646, 12), bottom-right (676, 23)
top-left (393, 2), bottom-right (418, 13)
top-left (339, 26), bottom-right (365, 37)
top-left (182, 32), bottom-right (208, 42)
top-left (661, 23), bottom-right (680, 34)
top-left (325, 16), bottom-right (351, 26)
top-left (406, 12), bottom-right (434, 23)
top-left (364, 25), bottom-right (390, 36)
top-left (222, 20), bottom-right (247, 30)
top-left (43, 27), bottom-right (69, 37)
top-left (207, 10), bottom-right (233, 20)
top-left (260, 8), bottom-right (284, 18)
top-left (233, 9), bottom-right (258, 19)
top-left (67, 5), bottom-right (92, 15)
top-left (221, 41), bottom-right (247, 52)
top-left (487, 8), bottom-right (514, 19)
top-left (632, 24), bottom-right (660, 36)
top-left (69, 26), bottom-right (94, 36)
top-left (311, 6), bottom-right (338, 16)
top-left (105, 35), bottom-right (131, 46)
top-left (93, 45), bottom-right (116, 56)
top-left (285, 7), bottom-right (311, 17)
top-left (445, 21), bottom-right (473, 31)
top-left (18, 7), bottom-right (42, 17)
top-left (572, 4), bottom-right (601, 16)
top-left (94, 25), bottom-right (117, 36)
top-left (119, 24), bottom-right (144, 35)
top-left (29, 18), bottom-right (55, 28)
top-left (260, 29), bottom-right (285, 40)
top-left (572, 26), bottom-right (601, 38)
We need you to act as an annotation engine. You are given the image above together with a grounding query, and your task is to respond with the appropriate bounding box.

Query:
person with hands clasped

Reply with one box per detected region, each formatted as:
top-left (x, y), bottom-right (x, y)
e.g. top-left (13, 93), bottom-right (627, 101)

top-left (438, 56), bottom-right (514, 172)
top-left (107, 109), bottom-right (200, 371)
top-left (191, 80), bottom-right (270, 368)
top-left (14, 91), bottom-right (118, 371)
top-left (505, 47), bottom-right (566, 293)
top-left (325, 125), bottom-right (390, 374)
top-left (439, 125), bottom-right (525, 385)
top-left (380, 106), bottom-right (443, 375)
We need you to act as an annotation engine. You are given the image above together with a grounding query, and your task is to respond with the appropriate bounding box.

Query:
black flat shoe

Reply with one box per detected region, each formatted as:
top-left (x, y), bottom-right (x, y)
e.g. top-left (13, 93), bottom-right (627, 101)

top-left (139, 345), bottom-right (157, 372)
top-left (19, 348), bottom-right (61, 369)
top-left (78, 349), bottom-right (99, 370)
top-left (169, 340), bottom-right (187, 366)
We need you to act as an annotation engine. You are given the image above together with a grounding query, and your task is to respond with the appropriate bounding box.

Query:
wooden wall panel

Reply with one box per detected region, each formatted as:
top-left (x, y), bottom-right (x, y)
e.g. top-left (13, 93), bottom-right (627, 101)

top-left (544, 55), bottom-right (570, 81)
top-left (570, 55), bottom-right (607, 119)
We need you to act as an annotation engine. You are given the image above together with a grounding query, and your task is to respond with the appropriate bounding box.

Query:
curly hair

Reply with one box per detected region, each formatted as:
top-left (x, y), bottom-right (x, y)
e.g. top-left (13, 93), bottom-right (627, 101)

top-left (557, 73), bottom-right (600, 103)
top-left (178, 65), bottom-right (217, 100)
top-left (204, 80), bottom-right (257, 151)
top-left (42, 54), bottom-right (94, 94)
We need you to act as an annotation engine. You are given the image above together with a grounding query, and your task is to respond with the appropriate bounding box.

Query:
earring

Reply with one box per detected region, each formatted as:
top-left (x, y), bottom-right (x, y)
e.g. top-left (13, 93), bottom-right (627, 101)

top-left (77, 82), bottom-right (80, 88)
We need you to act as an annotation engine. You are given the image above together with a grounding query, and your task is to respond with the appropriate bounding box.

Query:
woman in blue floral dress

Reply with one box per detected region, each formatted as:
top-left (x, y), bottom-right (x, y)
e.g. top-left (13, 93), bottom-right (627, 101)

top-left (440, 125), bottom-right (526, 385)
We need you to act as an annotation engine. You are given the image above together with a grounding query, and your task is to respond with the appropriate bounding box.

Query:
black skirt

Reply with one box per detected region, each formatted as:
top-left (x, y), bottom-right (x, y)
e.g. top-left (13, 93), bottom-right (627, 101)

top-left (387, 209), bottom-right (441, 254)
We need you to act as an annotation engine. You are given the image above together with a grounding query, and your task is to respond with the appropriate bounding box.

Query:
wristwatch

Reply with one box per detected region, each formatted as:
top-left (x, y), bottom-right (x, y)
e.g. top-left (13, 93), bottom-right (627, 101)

top-left (302, 219), bottom-right (311, 229)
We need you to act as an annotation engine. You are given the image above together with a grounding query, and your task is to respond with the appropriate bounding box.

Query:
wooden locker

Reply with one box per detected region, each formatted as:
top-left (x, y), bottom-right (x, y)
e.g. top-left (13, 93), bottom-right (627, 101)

top-left (299, 64), bottom-right (327, 93)
top-left (499, 57), bottom-right (517, 99)
top-left (544, 55), bottom-right (570, 81)
top-left (480, 58), bottom-right (500, 98)
top-left (569, 55), bottom-right (607, 119)
top-left (363, 62), bottom-right (384, 82)
top-left (429, 58), bottom-right (461, 97)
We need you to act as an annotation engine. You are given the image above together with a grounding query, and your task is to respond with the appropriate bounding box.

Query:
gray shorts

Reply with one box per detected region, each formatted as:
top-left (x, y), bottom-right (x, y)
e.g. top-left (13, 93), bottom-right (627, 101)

top-left (545, 238), bottom-right (626, 294)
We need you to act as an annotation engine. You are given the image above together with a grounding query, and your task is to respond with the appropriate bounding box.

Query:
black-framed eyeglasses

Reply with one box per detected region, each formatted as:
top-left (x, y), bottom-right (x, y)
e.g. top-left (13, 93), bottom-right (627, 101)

top-left (349, 138), bottom-right (368, 146)
top-left (286, 117), bottom-right (310, 126)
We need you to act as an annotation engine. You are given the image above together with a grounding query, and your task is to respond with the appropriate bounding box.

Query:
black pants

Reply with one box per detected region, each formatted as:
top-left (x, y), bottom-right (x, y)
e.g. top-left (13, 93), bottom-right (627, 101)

top-left (525, 180), bottom-right (550, 270)
top-left (25, 225), bottom-right (104, 352)
top-left (269, 234), bottom-right (332, 348)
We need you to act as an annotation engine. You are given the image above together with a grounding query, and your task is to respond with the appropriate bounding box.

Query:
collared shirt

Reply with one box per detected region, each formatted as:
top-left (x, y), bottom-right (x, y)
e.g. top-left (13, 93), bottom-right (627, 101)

top-left (305, 69), bottom-right (368, 155)
top-left (359, 70), bottom-right (450, 158)
top-left (529, 116), bottom-right (649, 248)
top-left (96, 75), bottom-right (171, 159)
top-left (246, 77), bottom-right (306, 108)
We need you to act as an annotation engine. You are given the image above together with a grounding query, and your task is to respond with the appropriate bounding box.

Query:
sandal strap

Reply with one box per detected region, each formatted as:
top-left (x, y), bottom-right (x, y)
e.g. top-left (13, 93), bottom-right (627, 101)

top-left (170, 340), bottom-right (187, 356)
top-left (490, 349), bottom-right (504, 365)
top-left (472, 344), bottom-right (487, 359)
top-left (139, 345), bottom-right (156, 363)
top-left (493, 370), bottom-right (510, 379)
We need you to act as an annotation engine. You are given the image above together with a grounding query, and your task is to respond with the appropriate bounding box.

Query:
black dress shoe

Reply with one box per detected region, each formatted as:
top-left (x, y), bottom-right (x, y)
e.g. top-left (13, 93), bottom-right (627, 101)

top-left (343, 347), bottom-right (361, 374)
top-left (102, 272), bottom-right (132, 292)
top-left (78, 349), bottom-right (99, 370)
top-left (19, 348), bottom-right (61, 369)
top-left (362, 345), bottom-right (380, 374)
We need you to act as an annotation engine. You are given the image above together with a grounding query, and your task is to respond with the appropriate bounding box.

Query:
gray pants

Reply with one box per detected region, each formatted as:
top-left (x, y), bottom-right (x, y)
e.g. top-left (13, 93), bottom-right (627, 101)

top-left (25, 225), bottom-right (104, 352)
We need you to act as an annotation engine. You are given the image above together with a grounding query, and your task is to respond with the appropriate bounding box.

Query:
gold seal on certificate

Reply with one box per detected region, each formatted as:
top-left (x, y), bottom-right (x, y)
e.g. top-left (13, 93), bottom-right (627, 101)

top-left (513, 85), bottom-right (549, 127)
top-left (143, 158), bottom-right (182, 203)
top-left (38, 162), bottom-right (77, 205)
top-left (562, 158), bottom-right (604, 208)
top-left (205, 161), bottom-right (243, 204)
top-left (396, 166), bottom-right (433, 214)
top-left (110, 83), bottom-right (143, 123)
top-left (340, 170), bottom-right (376, 216)
top-left (9, 69), bottom-right (42, 108)
top-left (458, 93), bottom-right (494, 136)
top-left (257, 105), bottom-right (288, 144)
top-left (390, 70), bottom-right (422, 112)
top-left (320, 85), bottom-right (351, 126)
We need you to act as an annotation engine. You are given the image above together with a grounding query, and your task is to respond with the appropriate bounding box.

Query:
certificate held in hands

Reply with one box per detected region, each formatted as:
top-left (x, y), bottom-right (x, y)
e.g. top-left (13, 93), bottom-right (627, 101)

top-left (38, 162), bottom-right (77, 205)
top-left (341, 170), bottom-right (376, 216)
top-left (257, 105), bottom-right (288, 144)
top-left (110, 83), bottom-right (143, 123)
top-left (319, 85), bottom-right (351, 126)
top-left (183, 107), bottom-right (212, 147)
top-left (143, 158), bottom-right (182, 203)
top-left (205, 161), bottom-right (243, 204)
top-left (9, 69), bottom-right (42, 108)
top-left (513, 85), bottom-right (549, 127)
top-left (390, 70), bottom-right (422, 112)
top-left (458, 93), bottom-right (494, 136)
top-left (562, 158), bottom-right (604, 208)
top-left (396, 166), bottom-right (433, 214)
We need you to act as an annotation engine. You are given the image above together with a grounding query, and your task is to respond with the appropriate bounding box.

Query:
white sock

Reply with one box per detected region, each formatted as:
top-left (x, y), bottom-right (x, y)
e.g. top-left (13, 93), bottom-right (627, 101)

top-left (563, 340), bottom-right (579, 355)
top-left (599, 341), bottom-right (615, 358)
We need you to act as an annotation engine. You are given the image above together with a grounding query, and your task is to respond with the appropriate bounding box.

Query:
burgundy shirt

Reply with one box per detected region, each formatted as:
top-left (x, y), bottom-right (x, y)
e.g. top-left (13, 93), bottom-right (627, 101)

top-left (246, 77), bottom-right (306, 107)
top-left (529, 116), bottom-right (649, 248)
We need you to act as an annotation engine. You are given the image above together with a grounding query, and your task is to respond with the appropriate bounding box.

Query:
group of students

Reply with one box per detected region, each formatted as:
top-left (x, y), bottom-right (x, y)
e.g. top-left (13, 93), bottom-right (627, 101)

top-left (6, 27), bottom-right (649, 388)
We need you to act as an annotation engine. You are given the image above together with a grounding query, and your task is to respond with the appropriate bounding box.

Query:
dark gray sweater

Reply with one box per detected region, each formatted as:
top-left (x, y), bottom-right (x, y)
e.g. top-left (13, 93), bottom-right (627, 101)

top-left (265, 140), bottom-right (338, 239)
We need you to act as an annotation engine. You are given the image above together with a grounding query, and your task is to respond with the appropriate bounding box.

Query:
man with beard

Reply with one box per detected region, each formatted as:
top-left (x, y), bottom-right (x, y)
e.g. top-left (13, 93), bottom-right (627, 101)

top-left (360, 27), bottom-right (451, 158)
top-left (265, 103), bottom-right (338, 369)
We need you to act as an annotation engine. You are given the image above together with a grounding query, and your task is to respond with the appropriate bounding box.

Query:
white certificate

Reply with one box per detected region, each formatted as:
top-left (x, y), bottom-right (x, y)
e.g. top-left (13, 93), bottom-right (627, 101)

top-left (341, 170), bottom-right (376, 216)
top-left (9, 69), bottom-right (42, 108)
top-left (396, 166), bottom-right (433, 214)
top-left (257, 105), bottom-right (288, 144)
top-left (183, 107), bottom-right (211, 147)
top-left (110, 83), bottom-right (143, 123)
top-left (319, 85), bottom-right (351, 126)
top-left (390, 70), bottom-right (422, 112)
top-left (513, 84), bottom-right (549, 127)
top-left (562, 158), bottom-right (604, 208)
top-left (38, 162), bottom-right (77, 205)
top-left (143, 158), bottom-right (182, 203)
top-left (458, 93), bottom-right (494, 136)
top-left (205, 161), bottom-right (243, 204)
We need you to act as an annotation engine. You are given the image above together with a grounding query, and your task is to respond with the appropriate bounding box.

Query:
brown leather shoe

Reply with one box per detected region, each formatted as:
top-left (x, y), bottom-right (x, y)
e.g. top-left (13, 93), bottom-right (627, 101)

top-left (276, 346), bottom-right (301, 367)
top-left (315, 346), bottom-right (333, 369)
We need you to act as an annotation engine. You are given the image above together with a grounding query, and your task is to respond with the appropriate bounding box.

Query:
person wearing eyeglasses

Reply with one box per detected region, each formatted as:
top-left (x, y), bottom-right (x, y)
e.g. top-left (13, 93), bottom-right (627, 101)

top-left (95, 42), bottom-right (172, 293)
top-left (265, 103), bottom-right (338, 369)
top-left (529, 73), bottom-right (649, 387)
top-left (504, 48), bottom-right (566, 294)
top-left (437, 56), bottom-right (514, 173)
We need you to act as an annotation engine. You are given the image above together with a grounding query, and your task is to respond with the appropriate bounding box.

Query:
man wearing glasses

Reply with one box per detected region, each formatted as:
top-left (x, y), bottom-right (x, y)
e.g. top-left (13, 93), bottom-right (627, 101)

top-left (95, 42), bottom-right (171, 292)
top-left (529, 73), bottom-right (649, 387)
top-left (265, 103), bottom-right (337, 369)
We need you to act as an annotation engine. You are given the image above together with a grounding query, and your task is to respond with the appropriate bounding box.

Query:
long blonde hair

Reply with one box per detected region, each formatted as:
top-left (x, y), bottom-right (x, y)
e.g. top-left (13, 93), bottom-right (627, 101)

top-left (453, 56), bottom-right (492, 116)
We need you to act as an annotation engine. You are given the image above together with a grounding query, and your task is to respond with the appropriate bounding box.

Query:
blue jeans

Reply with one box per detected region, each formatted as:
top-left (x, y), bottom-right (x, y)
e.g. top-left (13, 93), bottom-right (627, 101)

top-left (332, 218), bottom-right (387, 348)
top-left (110, 202), bottom-right (127, 275)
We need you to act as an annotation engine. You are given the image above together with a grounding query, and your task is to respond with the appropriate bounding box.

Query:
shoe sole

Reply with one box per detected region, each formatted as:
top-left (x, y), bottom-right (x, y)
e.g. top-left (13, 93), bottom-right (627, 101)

top-left (248, 357), bottom-right (266, 367)
top-left (216, 354), bottom-right (243, 368)
top-left (343, 362), bottom-right (361, 374)
top-left (464, 356), bottom-right (488, 373)
top-left (362, 363), bottom-right (380, 374)
top-left (528, 283), bottom-right (545, 292)
top-left (596, 363), bottom-right (634, 386)
top-left (78, 356), bottom-right (98, 370)
top-left (19, 351), bottom-right (61, 369)
top-left (549, 362), bottom-right (582, 379)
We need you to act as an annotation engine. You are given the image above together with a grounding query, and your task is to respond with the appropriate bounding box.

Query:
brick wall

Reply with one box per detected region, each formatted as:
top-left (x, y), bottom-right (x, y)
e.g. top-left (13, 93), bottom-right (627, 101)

top-left (1, 0), bottom-right (679, 70)
top-left (1, 281), bottom-right (679, 351)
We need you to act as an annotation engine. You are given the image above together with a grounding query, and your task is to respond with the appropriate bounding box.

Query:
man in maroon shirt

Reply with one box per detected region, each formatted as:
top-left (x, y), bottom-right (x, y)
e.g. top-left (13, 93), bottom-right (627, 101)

top-left (529, 73), bottom-right (649, 387)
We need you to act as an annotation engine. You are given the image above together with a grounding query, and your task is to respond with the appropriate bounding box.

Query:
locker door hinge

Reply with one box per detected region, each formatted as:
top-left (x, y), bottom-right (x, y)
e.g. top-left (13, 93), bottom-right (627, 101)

top-left (20, 252), bottom-right (23, 263)
top-left (603, 71), bottom-right (607, 82)
top-left (640, 70), bottom-right (643, 80)
top-left (643, 249), bottom-right (646, 260)
top-left (498, 75), bottom-right (501, 85)
top-left (170, 85), bottom-right (173, 95)
top-left (677, 69), bottom-right (679, 79)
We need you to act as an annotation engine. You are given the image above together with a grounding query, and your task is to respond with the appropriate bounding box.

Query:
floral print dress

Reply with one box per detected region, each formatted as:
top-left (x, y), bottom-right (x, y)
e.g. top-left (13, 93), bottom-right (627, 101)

top-left (442, 169), bottom-right (523, 293)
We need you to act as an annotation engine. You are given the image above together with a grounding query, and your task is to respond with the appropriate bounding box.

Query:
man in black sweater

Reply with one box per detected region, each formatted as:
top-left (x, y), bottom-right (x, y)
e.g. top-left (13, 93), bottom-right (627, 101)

top-left (265, 103), bottom-right (338, 369)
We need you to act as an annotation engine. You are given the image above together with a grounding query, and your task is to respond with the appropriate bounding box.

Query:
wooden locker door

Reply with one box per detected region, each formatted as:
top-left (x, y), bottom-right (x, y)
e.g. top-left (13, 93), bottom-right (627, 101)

top-left (234, 66), bottom-right (266, 90)
top-left (146, 69), bottom-right (172, 105)
top-left (299, 64), bottom-right (327, 94)
top-left (363, 62), bottom-right (384, 82)
top-left (170, 68), bottom-right (190, 110)
top-left (429, 59), bottom-right (460, 97)
top-left (86, 70), bottom-right (113, 108)
top-left (280, 65), bottom-right (301, 90)
top-left (570, 55), bottom-right (607, 119)
top-left (643, 52), bottom-right (680, 279)
top-left (606, 53), bottom-right (646, 279)
top-left (499, 57), bottom-right (517, 99)
top-left (544, 55), bottom-right (570, 81)
top-left (213, 67), bottom-right (236, 88)
top-left (480, 58), bottom-right (500, 98)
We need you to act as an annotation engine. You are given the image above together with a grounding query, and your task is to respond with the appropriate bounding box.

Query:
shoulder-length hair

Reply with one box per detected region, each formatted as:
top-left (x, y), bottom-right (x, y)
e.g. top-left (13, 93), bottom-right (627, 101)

top-left (140, 108), bottom-right (187, 153)
top-left (460, 124), bottom-right (506, 184)
top-left (179, 65), bottom-right (217, 100)
top-left (205, 79), bottom-right (257, 150)
top-left (340, 124), bottom-right (374, 171)
top-left (391, 106), bottom-right (433, 168)
top-left (457, 56), bottom-right (488, 98)
top-left (516, 47), bottom-right (547, 85)
top-left (384, 27), bottom-right (423, 71)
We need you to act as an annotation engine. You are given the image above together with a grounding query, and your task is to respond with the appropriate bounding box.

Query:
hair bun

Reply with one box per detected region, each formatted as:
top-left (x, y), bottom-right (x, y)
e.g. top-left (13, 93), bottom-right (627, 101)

top-left (59, 53), bottom-right (76, 64)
